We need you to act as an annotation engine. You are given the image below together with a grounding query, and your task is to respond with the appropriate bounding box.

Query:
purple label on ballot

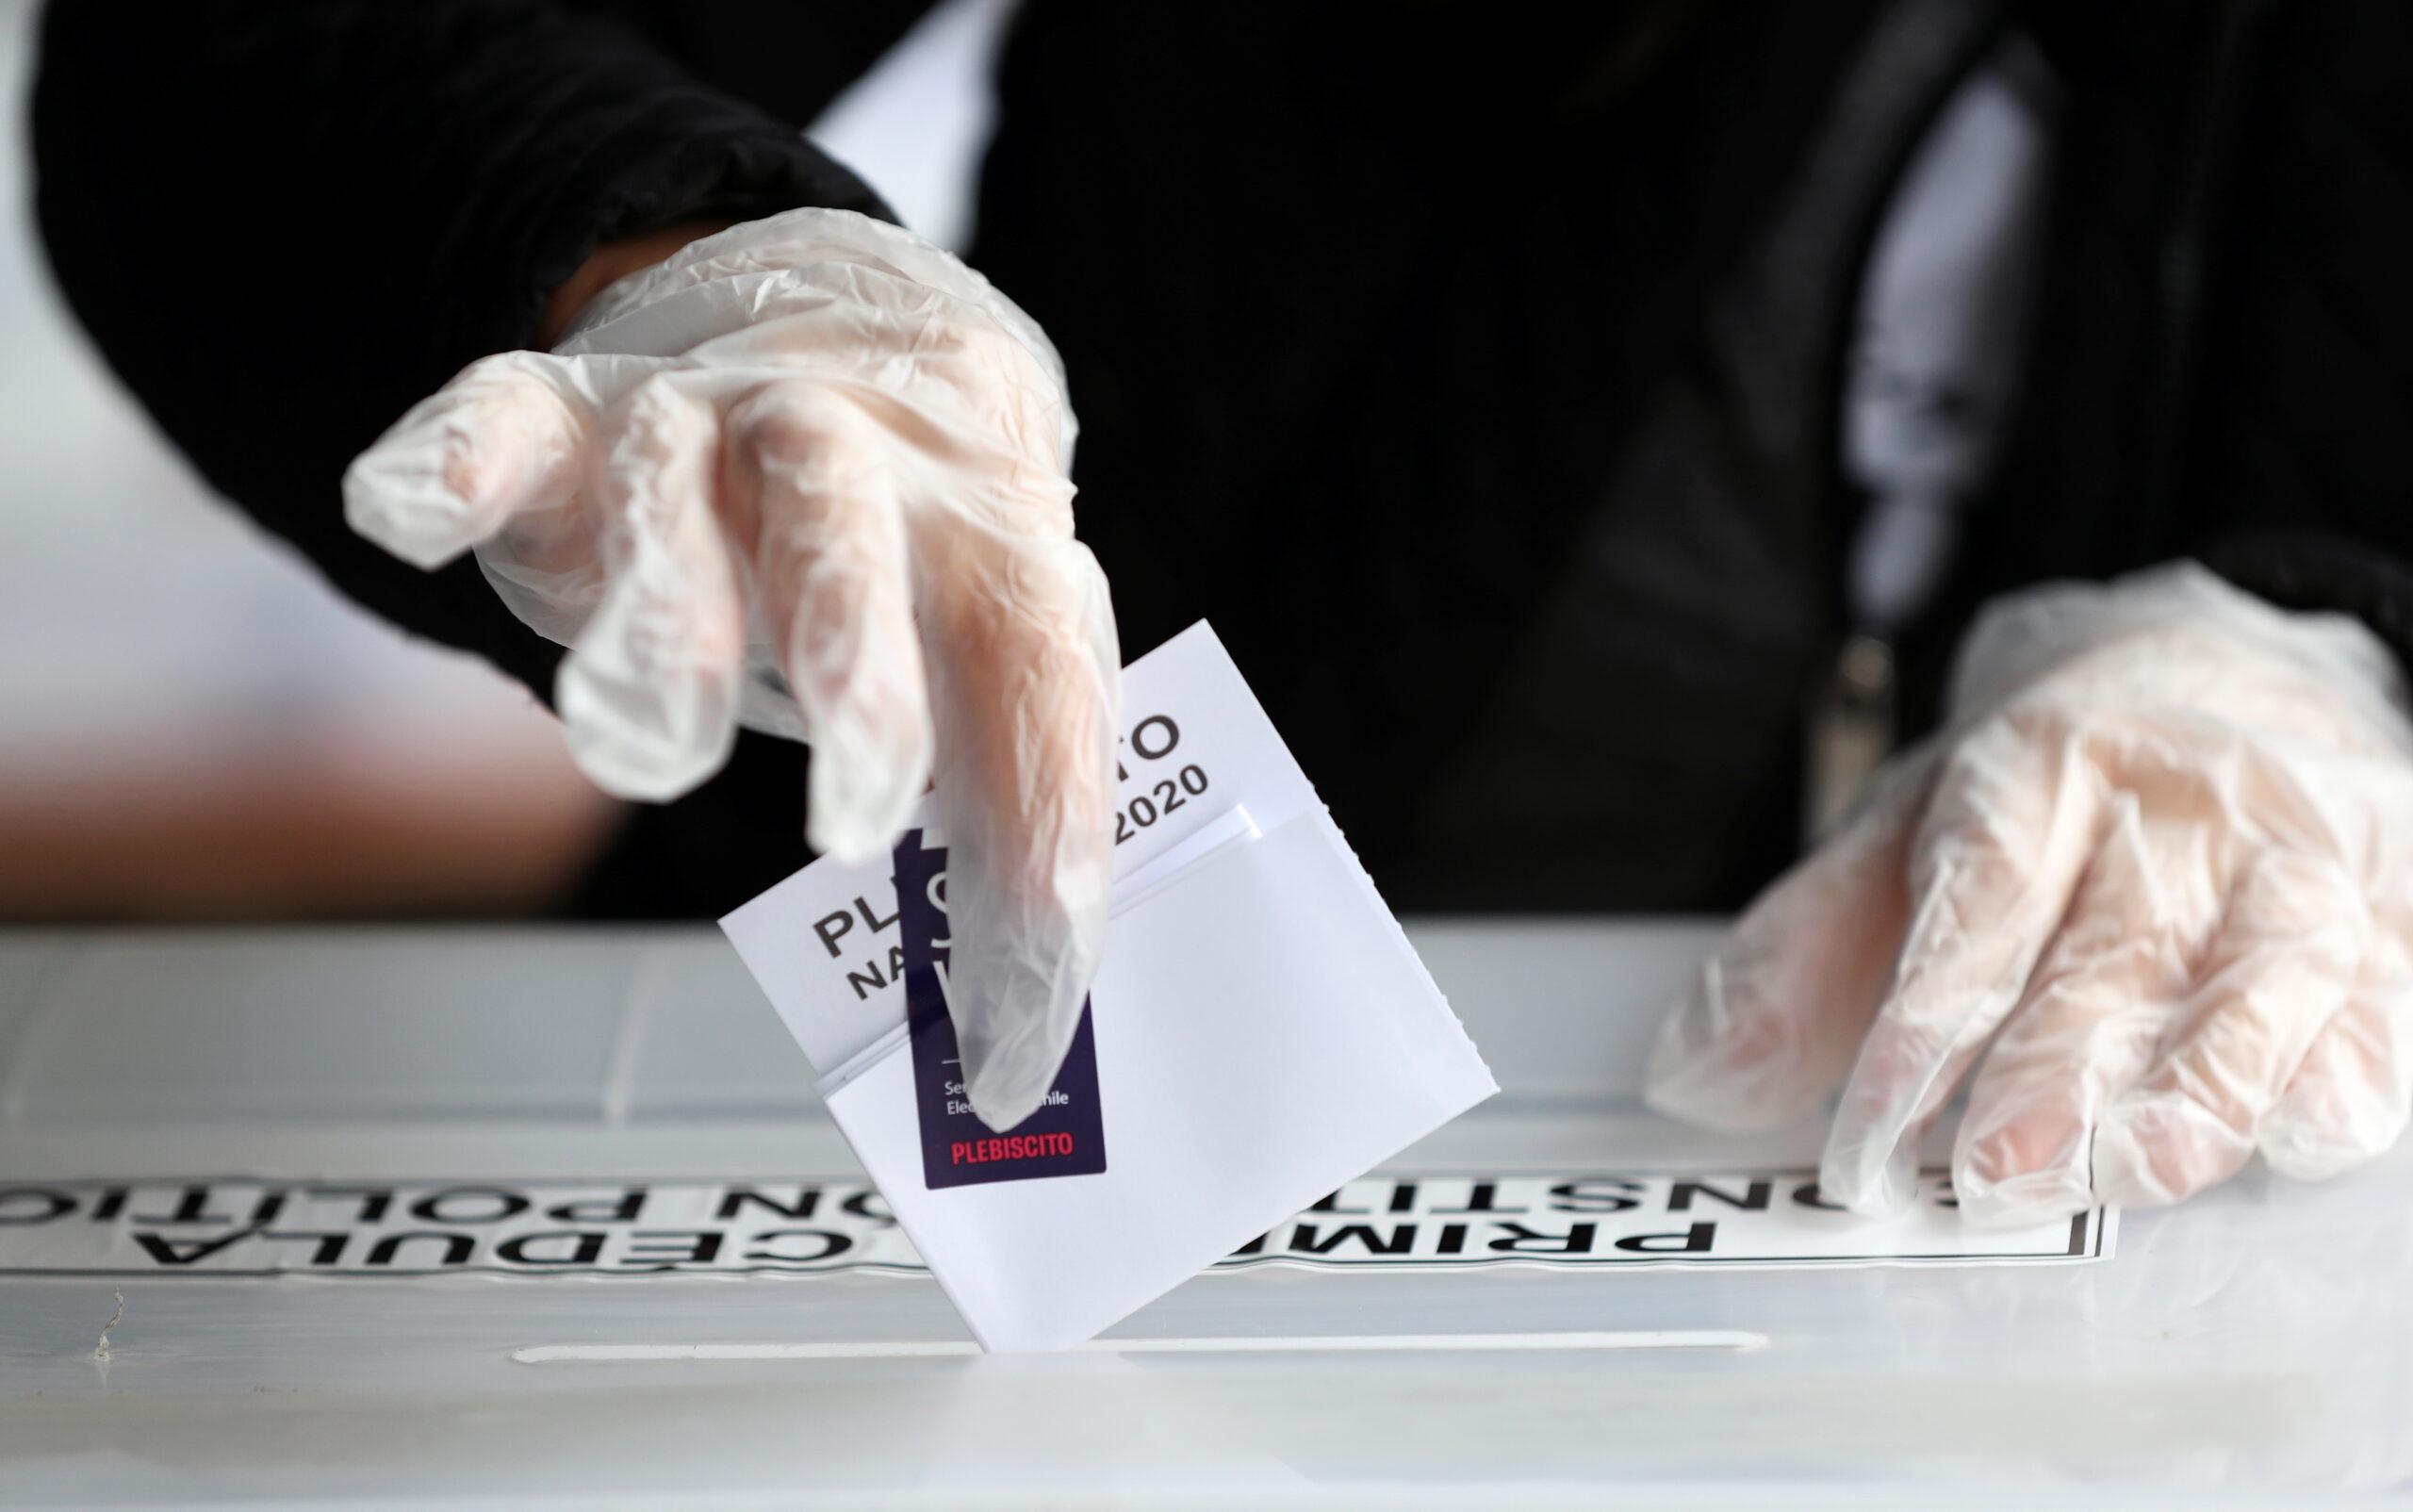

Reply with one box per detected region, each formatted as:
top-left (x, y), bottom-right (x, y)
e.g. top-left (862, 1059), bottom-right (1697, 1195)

top-left (893, 830), bottom-right (1108, 1190)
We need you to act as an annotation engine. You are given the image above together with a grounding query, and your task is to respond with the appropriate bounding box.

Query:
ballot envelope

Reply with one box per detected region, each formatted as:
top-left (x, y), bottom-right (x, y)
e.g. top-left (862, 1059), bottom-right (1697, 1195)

top-left (721, 623), bottom-right (1500, 1351)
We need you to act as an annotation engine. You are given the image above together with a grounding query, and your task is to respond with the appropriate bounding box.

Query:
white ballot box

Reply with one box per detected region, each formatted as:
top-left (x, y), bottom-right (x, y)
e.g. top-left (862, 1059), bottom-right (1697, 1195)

top-left (722, 624), bottom-right (1500, 1352)
top-left (0, 925), bottom-right (2405, 1508)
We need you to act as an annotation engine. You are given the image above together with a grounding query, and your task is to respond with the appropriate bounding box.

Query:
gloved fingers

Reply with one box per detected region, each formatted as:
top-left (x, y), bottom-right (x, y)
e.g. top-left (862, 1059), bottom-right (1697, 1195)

top-left (2259, 958), bottom-right (2413, 1180)
top-left (2257, 788), bottom-right (2413, 1179)
top-left (555, 373), bottom-right (749, 802)
top-left (342, 350), bottom-right (597, 569)
top-left (858, 308), bottom-right (1073, 477)
top-left (2094, 846), bottom-right (2367, 1208)
top-left (914, 500), bottom-right (1118, 1132)
top-left (342, 351), bottom-right (677, 571)
top-left (722, 379), bottom-right (931, 863)
top-left (1820, 717), bottom-right (2108, 1215)
top-left (1951, 793), bottom-right (2200, 1226)
top-left (1643, 759), bottom-right (1927, 1132)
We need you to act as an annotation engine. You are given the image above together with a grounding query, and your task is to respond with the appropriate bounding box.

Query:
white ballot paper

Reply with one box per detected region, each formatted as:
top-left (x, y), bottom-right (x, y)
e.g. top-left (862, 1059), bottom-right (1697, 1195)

top-left (722, 624), bottom-right (1499, 1352)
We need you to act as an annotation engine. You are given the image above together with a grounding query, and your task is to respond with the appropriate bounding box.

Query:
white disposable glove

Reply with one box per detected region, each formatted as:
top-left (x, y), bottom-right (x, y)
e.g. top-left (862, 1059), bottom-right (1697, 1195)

top-left (1648, 563), bottom-right (2413, 1226)
top-left (343, 208), bottom-right (1117, 1132)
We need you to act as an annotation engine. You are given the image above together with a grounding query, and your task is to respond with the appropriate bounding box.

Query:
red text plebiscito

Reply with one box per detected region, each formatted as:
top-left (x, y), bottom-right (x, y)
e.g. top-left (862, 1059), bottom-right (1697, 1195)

top-left (950, 1132), bottom-right (1077, 1166)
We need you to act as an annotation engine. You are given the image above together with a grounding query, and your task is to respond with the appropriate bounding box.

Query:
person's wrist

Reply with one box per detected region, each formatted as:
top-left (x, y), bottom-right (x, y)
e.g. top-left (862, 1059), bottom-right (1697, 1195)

top-left (538, 218), bottom-right (736, 347)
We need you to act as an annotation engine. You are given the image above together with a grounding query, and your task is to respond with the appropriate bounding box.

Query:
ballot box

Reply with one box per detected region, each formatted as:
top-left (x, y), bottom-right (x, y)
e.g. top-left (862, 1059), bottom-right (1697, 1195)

top-left (0, 924), bottom-right (2405, 1507)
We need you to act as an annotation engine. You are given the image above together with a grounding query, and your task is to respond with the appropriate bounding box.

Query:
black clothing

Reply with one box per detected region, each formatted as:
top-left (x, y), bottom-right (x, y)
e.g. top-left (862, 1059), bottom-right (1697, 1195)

top-left (33, 2), bottom-right (895, 726)
top-left (32, 0), bottom-right (2413, 914)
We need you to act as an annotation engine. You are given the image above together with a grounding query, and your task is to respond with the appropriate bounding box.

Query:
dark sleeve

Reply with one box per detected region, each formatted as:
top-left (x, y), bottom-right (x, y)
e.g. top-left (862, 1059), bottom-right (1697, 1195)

top-left (1932, 2), bottom-right (2413, 712)
top-left (2182, 2), bottom-right (2413, 683)
top-left (2195, 533), bottom-right (2413, 680)
top-left (31, 0), bottom-right (898, 700)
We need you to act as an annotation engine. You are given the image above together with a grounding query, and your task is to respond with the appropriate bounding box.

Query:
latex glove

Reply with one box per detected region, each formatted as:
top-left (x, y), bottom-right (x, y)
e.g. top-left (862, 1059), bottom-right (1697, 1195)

top-left (1647, 564), bottom-right (2413, 1226)
top-left (343, 208), bottom-right (1118, 1131)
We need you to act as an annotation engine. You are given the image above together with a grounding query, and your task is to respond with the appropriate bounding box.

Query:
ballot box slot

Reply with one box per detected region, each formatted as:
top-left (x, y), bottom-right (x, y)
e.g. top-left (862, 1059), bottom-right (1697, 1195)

top-left (507, 1329), bottom-right (1771, 1363)
top-left (810, 801), bottom-right (1261, 1103)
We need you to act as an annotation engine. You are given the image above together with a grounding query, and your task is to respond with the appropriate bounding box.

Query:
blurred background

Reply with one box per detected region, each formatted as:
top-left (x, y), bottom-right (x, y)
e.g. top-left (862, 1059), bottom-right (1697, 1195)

top-left (0, 0), bottom-right (1011, 922)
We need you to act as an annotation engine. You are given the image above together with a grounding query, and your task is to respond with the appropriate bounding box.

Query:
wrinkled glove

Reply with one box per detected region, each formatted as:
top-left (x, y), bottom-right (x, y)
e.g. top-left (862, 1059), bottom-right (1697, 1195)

top-left (344, 208), bottom-right (1117, 1132)
top-left (1648, 563), bottom-right (2413, 1226)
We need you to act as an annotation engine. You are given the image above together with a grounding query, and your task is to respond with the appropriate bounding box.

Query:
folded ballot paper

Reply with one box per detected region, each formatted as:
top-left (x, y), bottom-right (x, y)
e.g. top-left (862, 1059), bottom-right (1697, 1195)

top-left (721, 623), bottom-right (1497, 1351)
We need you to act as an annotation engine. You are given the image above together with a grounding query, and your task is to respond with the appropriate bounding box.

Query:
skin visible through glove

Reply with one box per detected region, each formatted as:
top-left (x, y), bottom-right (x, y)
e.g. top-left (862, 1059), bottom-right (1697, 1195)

top-left (1648, 567), bottom-right (2413, 1227)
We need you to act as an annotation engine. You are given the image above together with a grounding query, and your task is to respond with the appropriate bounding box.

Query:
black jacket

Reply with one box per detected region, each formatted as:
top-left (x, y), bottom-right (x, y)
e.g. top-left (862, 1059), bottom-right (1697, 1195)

top-left (32, 0), bottom-right (2413, 914)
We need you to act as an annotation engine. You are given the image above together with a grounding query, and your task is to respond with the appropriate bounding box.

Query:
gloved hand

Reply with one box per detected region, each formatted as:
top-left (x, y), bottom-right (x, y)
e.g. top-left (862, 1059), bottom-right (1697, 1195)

top-left (1647, 564), bottom-right (2413, 1226)
top-left (343, 208), bottom-right (1117, 1132)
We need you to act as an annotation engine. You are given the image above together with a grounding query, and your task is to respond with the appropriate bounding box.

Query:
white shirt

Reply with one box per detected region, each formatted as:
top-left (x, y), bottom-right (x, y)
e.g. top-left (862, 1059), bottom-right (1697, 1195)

top-left (1844, 36), bottom-right (2059, 636)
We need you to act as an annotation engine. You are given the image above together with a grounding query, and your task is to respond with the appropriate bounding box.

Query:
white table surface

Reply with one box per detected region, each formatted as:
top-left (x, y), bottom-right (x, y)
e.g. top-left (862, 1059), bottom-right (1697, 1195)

top-left (0, 923), bottom-right (2405, 1509)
